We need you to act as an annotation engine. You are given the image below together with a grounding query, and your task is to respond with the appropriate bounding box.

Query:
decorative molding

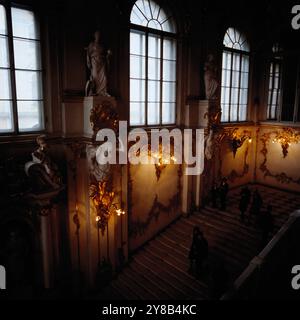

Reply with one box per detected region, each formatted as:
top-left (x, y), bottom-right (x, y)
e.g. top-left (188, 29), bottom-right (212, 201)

top-left (128, 164), bottom-right (182, 238)
top-left (219, 145), bottom-right (250, 183)
top-left (259, 130), bottom-right (300, 185)
top-left (89, 97), bottom-right (119, 140)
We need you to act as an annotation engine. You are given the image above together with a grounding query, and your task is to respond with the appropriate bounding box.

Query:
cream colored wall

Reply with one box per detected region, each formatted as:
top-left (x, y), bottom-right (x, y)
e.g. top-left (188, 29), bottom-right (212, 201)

top-left (214, 126), bottom-right (256, 189)
top-left (255, 126), bottom-right (300, 192)
top-left (129, 163), bottom-right (181, 252)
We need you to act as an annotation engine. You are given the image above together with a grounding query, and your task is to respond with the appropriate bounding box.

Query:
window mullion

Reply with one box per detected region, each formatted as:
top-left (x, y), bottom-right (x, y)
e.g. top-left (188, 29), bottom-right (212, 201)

top-left (270, 61), bottom-right (275, 118)
top-left (228, 51), bottom-right (233, 122)
top-left (159, 35), bottom-right (163, 125)
top-left (6, 5), bottom-right (19, 133)
top-left (237, 53), bottom-right (242, 121)
top-left (145, 31), bottom-right (149, 126)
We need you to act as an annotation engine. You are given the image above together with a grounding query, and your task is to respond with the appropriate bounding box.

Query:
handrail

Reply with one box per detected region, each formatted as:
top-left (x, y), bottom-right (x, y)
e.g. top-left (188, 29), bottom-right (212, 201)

top-left (221, 210), bottom-right (300, 300)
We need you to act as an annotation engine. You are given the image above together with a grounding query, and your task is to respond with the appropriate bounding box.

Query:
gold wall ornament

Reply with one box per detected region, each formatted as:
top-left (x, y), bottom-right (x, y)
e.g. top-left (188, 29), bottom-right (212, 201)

top-left (131, 141), bottom-right (177, 181)
top-left (90, 98), bottom-right (119, 140)
top-left (89, 179), bottom-right (119, 234)
top-left (271, 127), bottom-right (300, 158)
top-left (224, 128), bottom-right (252, 158)
top-left (259, 131), bottom-right (300, 185)
top-left (152, 144), bottom-right (177, 181)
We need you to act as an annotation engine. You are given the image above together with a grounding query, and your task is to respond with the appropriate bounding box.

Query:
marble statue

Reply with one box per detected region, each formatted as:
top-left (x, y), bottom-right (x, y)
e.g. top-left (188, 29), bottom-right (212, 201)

top-left (204, 54), bottom-right (219, 100)
top-left (25, 135), bottom-right (62, 192)
top-left (85, 31), bottom-right (112, 96)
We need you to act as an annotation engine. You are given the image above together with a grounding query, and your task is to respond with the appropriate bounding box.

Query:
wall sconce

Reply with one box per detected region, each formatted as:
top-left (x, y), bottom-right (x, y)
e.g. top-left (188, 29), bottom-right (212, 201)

top-left (272, 128), bottom-right (300, 158)
top-left (151, 144), bottom-right (177, 181)
top-left (90, 180), bottom-right (117, 234)
top-left (226, 129), bottom-right (252, 158)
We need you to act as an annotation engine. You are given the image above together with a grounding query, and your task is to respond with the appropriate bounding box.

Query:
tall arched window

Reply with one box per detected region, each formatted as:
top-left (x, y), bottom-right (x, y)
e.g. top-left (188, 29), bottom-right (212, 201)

top-left (221, 28), bottom-right (250, 122)
top-left (130, 0), bottom-right (177, 126)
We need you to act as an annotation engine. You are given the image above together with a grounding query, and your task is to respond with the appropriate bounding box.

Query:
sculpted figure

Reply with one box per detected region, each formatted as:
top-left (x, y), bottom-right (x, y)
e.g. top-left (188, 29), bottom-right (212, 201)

top-left (204, 54), bottom-right (219, 100)
top-left (85, 31), bottom-right (112, 96)
top-left (25, 135), bottom-right (62, 192)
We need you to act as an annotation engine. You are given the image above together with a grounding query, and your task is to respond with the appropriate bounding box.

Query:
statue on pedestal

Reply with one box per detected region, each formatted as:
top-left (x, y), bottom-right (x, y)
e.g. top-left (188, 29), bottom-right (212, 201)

top-left (85, 31), bottom-right (112, 97)
top-left (204, 54), bottom-right (219, 100)
top-left (25, 135), bottom-right (62, 192)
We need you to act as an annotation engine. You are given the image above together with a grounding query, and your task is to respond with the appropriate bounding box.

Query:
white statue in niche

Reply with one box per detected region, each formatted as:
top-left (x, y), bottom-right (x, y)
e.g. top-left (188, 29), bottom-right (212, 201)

top-left (204, 54), bottom-right (219, 100)
top-left (85, 31), bottom-right (112, 96)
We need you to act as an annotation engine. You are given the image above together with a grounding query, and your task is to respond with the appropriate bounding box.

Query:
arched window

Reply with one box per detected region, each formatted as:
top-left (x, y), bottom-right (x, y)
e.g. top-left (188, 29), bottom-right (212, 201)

top-left (267, 44), bottom-right (283, 120)
top-left (0, 4), bottom-right (43, 133)
top-left (221, 27), bottom-right (250, 122)
top-left (130, 0), bottom-right (177, 126)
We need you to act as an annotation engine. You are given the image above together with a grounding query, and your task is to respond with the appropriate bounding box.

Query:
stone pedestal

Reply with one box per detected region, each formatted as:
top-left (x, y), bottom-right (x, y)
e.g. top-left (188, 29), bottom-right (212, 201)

top-left (26, 187), bottom-right (63, 289)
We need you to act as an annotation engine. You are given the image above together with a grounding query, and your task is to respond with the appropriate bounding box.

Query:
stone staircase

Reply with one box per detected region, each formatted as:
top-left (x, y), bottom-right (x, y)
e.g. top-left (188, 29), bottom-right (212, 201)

top-left (97, 185), bottom-right (300, 300)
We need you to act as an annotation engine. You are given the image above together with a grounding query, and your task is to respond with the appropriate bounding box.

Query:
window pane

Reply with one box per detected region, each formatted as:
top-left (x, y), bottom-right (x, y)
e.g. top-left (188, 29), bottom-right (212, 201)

top-left (223, 51), bottom-right (232, 70)
top-left (130, 31), bottom-right (146, 56)
top-left (241, 55), bottom-right (249, 73)
top-left (130, 55), bottom-right (145, 78)
top-left (148, 34), bottom-right (161, 58)
top-left (0, 5), bottom-right (7, 35)
top-left (232, 71), bottom-right (240, 88)
top-left (17, 100), bottom-right (43, 131)
top-left (148, 80), bottom-right (160, 102)
top-left (240, 72), bottom-right (248, 89)
top-left (0, 35), bottom-right (9, 67)
top-left (221, 87), bottom-right (230, 104)
top-left (239, 104), bottom-right (247, 121)
top-left (163, 38), bottom-right (176, 60)
top-left (221, 104), bottom-right (229, 122)
top-left (231, 88), bottom-right (239, 104)
top-left (148, 102), bottom-right (160, 124)
top-left (239, 89), bottom-right (248, 105)
top-left (0, 101), bottom-right (13, 132)
top-left (12, 8), bottom-right (39, 40)
top-left (130, 102), bottom-right (145, 125)
top-left (0, 69), bottom-right (12, 99)
top-left (13, 39), bottom-right (41, 70)
top-left (162, 82), bottom-right (176, 102)
top-left (230, 105), bottom-right (238, 122)
top-left (15, 71), bottom-right (42, 100)
top-left (130, 79), bottom-right (145, 102)
top-left (232, 53), bottom-right (240, 71)
top-left (163, 60), bottom-right (176, 81)
top-left (148, 57), bottom-right (160, 80)
top-left (221, 69), bottom-right (231, 87)
top-left (162, 103), bottom-right (175, 124)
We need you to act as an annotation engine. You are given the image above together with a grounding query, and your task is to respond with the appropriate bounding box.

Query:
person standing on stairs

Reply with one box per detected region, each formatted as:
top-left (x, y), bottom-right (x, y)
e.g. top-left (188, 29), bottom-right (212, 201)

top-left (210, 182), bottom-right (219, 208)
top-left (248, 188), bottom-right (263, 225)
top-left (239, 186), bottom-right (251, 222)
top-left (188, 227), bottom-right (208, 276)
top-left (219, 178), bottom-right (229, 211)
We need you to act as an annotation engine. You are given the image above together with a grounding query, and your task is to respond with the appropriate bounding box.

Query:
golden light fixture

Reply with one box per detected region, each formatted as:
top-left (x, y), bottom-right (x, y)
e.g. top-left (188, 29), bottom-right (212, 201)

top-left (225, 129), bottom-right (252, 158)
top-left (272, 128), bottom-right (300, 158)
top-left (89, 180), bottom-right (117, 234)
top-left (152, 144), bottom-right (177, 181)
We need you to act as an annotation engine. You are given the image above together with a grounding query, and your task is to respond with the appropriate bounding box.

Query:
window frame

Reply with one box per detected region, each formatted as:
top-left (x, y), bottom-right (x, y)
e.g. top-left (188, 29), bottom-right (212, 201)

top-left (267, 56), bottom-right (283, 121)
top-left (129, 4), bottom-right (178, 128)
top-left (221, 28), bottom-right (250, 123)
top-left (266, 51), bottom-right (300, 124)
top-left (0, 2), bottom-right (45, 136)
